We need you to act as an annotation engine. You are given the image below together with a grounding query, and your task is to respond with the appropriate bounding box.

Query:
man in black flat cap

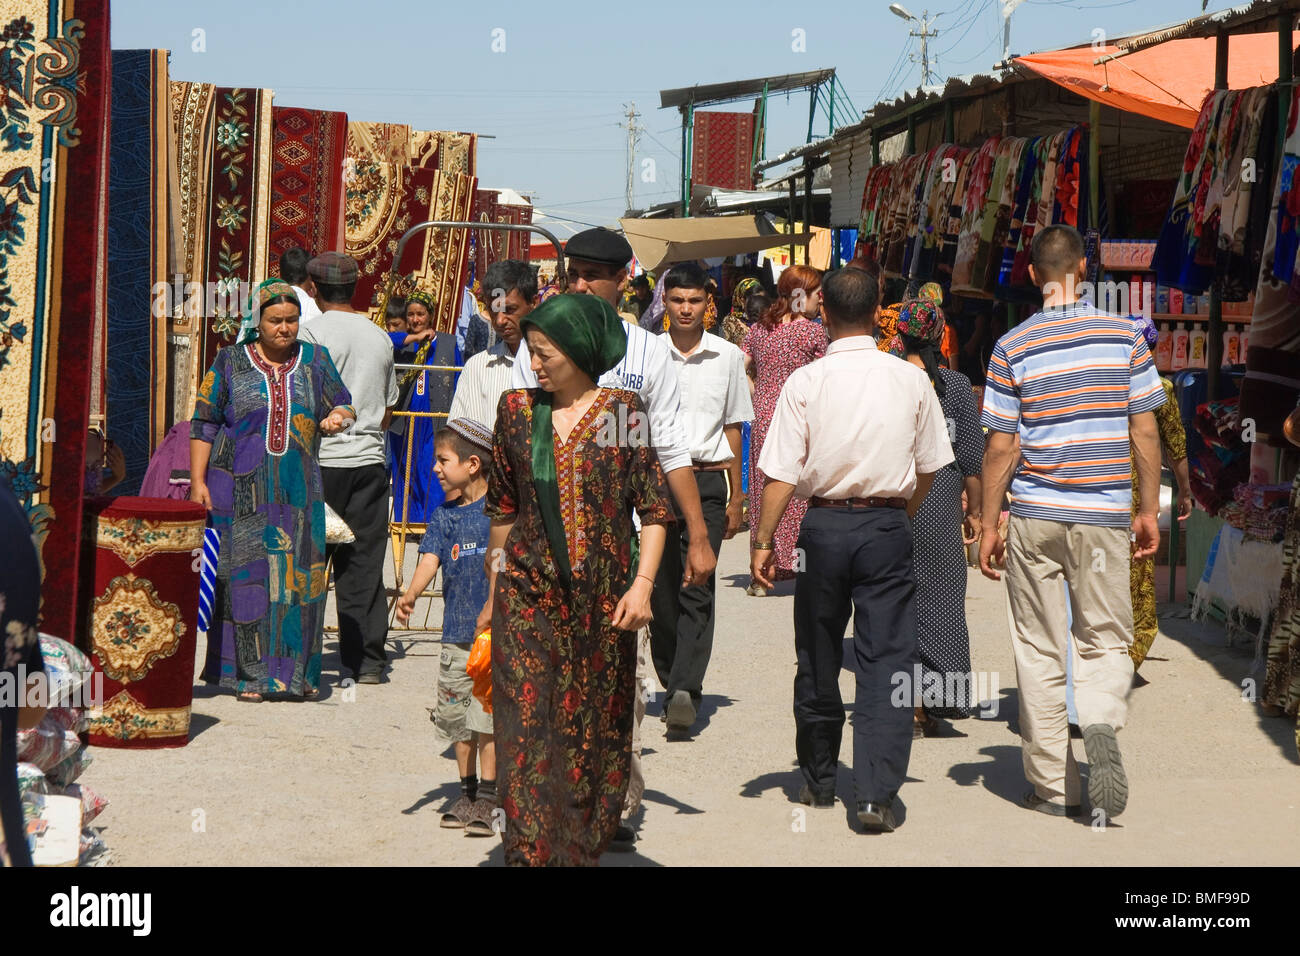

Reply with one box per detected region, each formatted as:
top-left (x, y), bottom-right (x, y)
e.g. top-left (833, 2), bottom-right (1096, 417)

top-left (511, 226), bottom-right (717, 852)
top-left (299, 251), bottom-right (400, 685)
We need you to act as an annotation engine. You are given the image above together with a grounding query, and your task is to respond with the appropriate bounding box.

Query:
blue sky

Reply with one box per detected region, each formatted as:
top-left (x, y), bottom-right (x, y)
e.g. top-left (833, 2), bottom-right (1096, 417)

top-left (112, 0), bottom-right (1232, 230)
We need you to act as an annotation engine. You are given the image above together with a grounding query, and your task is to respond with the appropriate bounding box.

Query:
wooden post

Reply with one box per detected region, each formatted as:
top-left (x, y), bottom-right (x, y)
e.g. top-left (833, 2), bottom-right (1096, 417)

top-left (803, 157), bottom-right (814, 263)
top-left (944, 99), bottom-right (954, 144)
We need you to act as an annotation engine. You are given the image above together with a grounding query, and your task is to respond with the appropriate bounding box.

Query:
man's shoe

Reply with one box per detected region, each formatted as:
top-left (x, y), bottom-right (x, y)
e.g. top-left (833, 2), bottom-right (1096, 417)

top-left (440, 795), bottom-right (473, 829)
top-left (798, 785), bottom-right (835, 809)
top-left (356, 671), bottom-right (384, 685)
top-left (856, 801), bottom-right (899, 833)
top-left (608, 823), bottom-right (637, 852)
top-left (1082, 724), bottom-right (1128, 818)
top-left (463, 797), bottom-right (496, 837)
top-left (1023, 790), bottom-right (1082, 817)
top-left (665, 689), bottom-right (696, 733)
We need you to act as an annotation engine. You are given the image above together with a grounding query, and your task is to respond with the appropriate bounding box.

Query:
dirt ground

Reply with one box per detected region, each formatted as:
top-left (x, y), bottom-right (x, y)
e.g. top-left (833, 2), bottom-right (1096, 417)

top-left (83, 533), bottom-right (1299, 866)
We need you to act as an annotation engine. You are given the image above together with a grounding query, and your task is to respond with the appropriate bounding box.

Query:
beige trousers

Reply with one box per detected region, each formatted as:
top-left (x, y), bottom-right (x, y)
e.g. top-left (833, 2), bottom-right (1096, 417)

top-left (1004, 517), bottom-right (1134, 804)
top-left (623, 626), bottom-right (652, 817)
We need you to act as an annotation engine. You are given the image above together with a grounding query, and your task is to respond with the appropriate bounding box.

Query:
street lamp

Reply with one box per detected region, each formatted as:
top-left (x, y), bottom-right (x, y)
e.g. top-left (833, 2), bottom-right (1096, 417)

top-left (887, 3), bottom-right (941, 87)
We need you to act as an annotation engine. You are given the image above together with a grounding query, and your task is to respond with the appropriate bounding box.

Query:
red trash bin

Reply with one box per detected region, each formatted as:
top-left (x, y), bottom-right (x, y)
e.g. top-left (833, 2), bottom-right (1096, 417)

top-left (81, 496), bottom-right (206, 748)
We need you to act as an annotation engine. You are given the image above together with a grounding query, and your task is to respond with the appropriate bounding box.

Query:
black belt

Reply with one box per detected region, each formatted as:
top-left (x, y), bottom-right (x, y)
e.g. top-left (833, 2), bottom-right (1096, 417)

top-left (809, 496), bottom-right (907, 509)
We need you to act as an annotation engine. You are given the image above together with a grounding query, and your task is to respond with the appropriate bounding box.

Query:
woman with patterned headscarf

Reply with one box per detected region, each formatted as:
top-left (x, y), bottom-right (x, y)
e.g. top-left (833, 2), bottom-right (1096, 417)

top-left (721, 277), bottom-right (762, 347)
top-left (483, 293), bottom-right (674, 866)
top-left (190, 279), bottom-right (356, 702)
top-left (390, 288), bottom-right (461, 523)
top-left (891, 297), bottom-right (984, 735)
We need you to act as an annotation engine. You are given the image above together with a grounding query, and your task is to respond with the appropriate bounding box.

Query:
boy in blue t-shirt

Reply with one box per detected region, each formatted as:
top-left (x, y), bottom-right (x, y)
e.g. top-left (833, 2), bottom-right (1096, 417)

top-left (396, 418), bottom-right (494, 835)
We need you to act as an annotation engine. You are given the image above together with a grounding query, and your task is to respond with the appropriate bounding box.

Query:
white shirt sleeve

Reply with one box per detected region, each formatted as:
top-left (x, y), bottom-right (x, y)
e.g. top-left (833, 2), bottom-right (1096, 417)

top-left (914, 379), bottom-right (956, 473)
top-left (639, 333), bottom-right (691, 473)
top-left (724, 346), bottom-right (755, 424)
top-left (511, 338), bottom-right (538, 389)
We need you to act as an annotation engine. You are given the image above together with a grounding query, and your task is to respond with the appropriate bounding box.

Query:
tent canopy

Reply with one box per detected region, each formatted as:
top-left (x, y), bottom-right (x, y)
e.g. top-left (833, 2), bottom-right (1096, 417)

top-left (1015, 31), bottom-right (1298, 128)
top-left (618, 215), bottom-right (809, 272)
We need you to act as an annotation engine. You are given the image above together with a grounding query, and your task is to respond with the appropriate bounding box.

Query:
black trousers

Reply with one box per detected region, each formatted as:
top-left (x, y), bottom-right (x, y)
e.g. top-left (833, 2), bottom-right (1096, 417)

top-left (323, 464), bottom-right (390, 677)
top-left (793, 505), bottom-right (918, 805)
top-left (649, 471), bottom-right (728, 704)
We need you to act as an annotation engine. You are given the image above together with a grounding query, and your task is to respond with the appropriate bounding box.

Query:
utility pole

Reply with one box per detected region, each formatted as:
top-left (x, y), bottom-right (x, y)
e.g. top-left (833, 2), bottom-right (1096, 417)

top-left (621, 102), bottom-right (642, 213)
top-left (889, 5), bottom-right (942, 86)
top-left (1001, 0), bottom-right (1030, 62)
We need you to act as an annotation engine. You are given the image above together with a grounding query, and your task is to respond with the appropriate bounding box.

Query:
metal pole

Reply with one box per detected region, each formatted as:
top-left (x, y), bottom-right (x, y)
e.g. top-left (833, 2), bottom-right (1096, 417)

top-left (803, 158), bottom-right (813, 262)
top-left (681, 106), bottom-right (689, 217)
top-left (807, 82), bottom-right (818, 142)
top-left (788, 177), bottom-right (796, 265)
top-left (828, 80), bottom-right (836, 137)
top-left (1208, 30), bottom-right (1230, 398)
top-left (1087, 99), bottom-right (1100, 230)
top-left (685, 101), bottom-right (695, 218)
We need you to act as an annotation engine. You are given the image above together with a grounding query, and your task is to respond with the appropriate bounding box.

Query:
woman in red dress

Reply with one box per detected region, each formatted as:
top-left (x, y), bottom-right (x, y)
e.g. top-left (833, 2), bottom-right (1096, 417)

top-left (740, 265), bottom-right (827, 595)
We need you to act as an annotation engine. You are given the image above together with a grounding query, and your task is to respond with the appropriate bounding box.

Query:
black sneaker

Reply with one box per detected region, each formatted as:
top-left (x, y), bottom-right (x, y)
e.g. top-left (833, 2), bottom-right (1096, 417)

top-left (1082, 724), bottom-right (1128, 818)
top-left (798, 784), bottom-right (835, 809)
top-left (608, 822), bottom-right (637, 852)
top-left (1023, 790), bottom-right (1082, 817)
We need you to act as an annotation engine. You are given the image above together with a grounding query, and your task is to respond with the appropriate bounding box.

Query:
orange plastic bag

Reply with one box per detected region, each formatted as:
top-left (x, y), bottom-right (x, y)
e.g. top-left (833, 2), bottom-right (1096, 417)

top-left (465, 627), bottom-right (492, 714)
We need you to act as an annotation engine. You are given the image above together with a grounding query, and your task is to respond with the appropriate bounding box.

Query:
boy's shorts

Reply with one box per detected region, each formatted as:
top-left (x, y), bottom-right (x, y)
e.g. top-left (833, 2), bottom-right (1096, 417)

top-left (433, 642), bottom-right (492, 742)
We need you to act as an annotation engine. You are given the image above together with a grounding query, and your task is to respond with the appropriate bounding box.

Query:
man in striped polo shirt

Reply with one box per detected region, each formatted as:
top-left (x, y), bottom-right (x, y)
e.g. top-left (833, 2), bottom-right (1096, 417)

top-left (978, 224), bottom-right (1164, 822)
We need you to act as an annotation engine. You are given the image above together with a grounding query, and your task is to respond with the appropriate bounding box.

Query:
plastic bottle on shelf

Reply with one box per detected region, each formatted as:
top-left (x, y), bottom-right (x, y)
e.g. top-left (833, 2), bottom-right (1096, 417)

top-left (1171, 323), bottom-right (1190, 371)
top-left (1189, 324), bottom-right (1208, 368)
top-left (1223, 325), bottom-right (1240, 366)
top-left (1155, 323), bottom-right (1174, 372)
top-left (1240, 325), bottom-right (1250, 361)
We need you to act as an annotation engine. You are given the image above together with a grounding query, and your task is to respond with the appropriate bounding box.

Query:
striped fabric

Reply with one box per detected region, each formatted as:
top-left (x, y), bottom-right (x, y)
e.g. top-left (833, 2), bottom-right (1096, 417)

top-left (981, 301), bottom-right (1166, 527)
top-left (198, 526), bottom-right (220, 632)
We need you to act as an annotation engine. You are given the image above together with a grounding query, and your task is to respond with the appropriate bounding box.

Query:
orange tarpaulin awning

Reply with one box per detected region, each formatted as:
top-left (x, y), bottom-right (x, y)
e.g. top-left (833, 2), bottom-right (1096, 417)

top-left (1016, 31), bottom-right (1299, 129)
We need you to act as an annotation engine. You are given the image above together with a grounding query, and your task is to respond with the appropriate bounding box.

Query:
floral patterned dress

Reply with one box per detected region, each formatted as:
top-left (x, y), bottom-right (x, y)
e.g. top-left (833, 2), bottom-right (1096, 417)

top-left (486, 387), bottom-right (673, 866)
top-left (191, 341), bottom-right (353, 696)
top-left (742, 319), bottom-right (828, 580)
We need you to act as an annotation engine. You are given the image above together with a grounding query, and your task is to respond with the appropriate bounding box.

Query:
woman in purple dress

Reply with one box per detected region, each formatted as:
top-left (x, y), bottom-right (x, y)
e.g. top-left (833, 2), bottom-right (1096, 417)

top-left (190, 280), bottom-right (355, 702)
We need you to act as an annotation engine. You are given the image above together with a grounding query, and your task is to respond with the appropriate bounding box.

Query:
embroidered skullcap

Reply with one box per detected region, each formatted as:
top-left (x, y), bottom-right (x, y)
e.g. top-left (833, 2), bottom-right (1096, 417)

top-left (917, 282), bottom-right (945, 306)
top-left (407, 288), bottom-right (434, 309)
top-left (896, 298), bottom-right (946, 346)
top-left (446, 417), bottom-right (494, 454)
top-left (238, 278), bottom-right (299, 344)
top-left (876, 302), bottom-right (902, 340)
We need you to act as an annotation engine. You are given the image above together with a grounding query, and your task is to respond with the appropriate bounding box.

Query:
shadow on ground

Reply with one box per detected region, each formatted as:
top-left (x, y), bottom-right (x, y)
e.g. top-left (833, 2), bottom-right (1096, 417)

top-left (1157, 604), bottom-right (1299, 765)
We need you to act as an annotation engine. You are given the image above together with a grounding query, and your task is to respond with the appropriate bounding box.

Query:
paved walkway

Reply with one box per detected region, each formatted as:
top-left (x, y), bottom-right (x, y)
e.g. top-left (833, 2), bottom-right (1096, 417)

top-left (85, 533), bottom-right (1299, 866)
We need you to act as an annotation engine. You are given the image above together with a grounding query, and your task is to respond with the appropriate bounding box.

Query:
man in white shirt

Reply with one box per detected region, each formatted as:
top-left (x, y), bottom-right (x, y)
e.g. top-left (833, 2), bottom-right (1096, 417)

top-left (511, 227), bottom-right (716, 851)
top-left (650, 263), bottom-right (752, 738)
top-left (753, 266), bottom-right (954, 833)
top-left (279, 247), bottom-right (322, 325)
top-left (449, 259), bottom-right (536, 427)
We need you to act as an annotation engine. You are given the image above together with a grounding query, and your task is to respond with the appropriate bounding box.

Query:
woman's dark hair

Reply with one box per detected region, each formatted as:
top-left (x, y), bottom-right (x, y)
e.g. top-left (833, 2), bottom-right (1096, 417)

top-left (663, 262), bottom-right (709, 292)
top-left (279, 247), bottom-right (311, 285)
top-left (902, 333), bottom-right (947, 398)
top-left (745, 292), bottom-right (771, 324)
top-left (256, 294), bottom-right (301, 319)
top-left (385, 296), bottom-right (408, 320)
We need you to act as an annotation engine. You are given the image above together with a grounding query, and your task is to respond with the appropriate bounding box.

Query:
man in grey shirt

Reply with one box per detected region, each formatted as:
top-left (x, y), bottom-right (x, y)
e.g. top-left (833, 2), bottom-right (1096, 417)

top-left (298, 252), bottom-right (399, 684)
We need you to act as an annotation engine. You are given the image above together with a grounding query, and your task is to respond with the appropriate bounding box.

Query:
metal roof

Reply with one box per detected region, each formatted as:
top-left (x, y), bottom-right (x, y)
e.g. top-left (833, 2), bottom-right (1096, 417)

top-left (659, 69), bottom-right (836, 110)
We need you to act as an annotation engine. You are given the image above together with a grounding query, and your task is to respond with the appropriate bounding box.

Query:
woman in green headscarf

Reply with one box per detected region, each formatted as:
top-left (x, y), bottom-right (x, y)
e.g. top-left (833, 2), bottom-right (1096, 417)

top-left (481, 293), bottom-right (674, 866)
top-left (190, 279), bottom-right (355, 702)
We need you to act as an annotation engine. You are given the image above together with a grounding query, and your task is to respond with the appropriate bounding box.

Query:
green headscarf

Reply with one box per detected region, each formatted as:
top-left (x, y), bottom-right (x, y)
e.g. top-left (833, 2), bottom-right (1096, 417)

top-left (238, 278), bottom-right (298, 345)
top-left (519, 293), bottom-right (628, 589)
